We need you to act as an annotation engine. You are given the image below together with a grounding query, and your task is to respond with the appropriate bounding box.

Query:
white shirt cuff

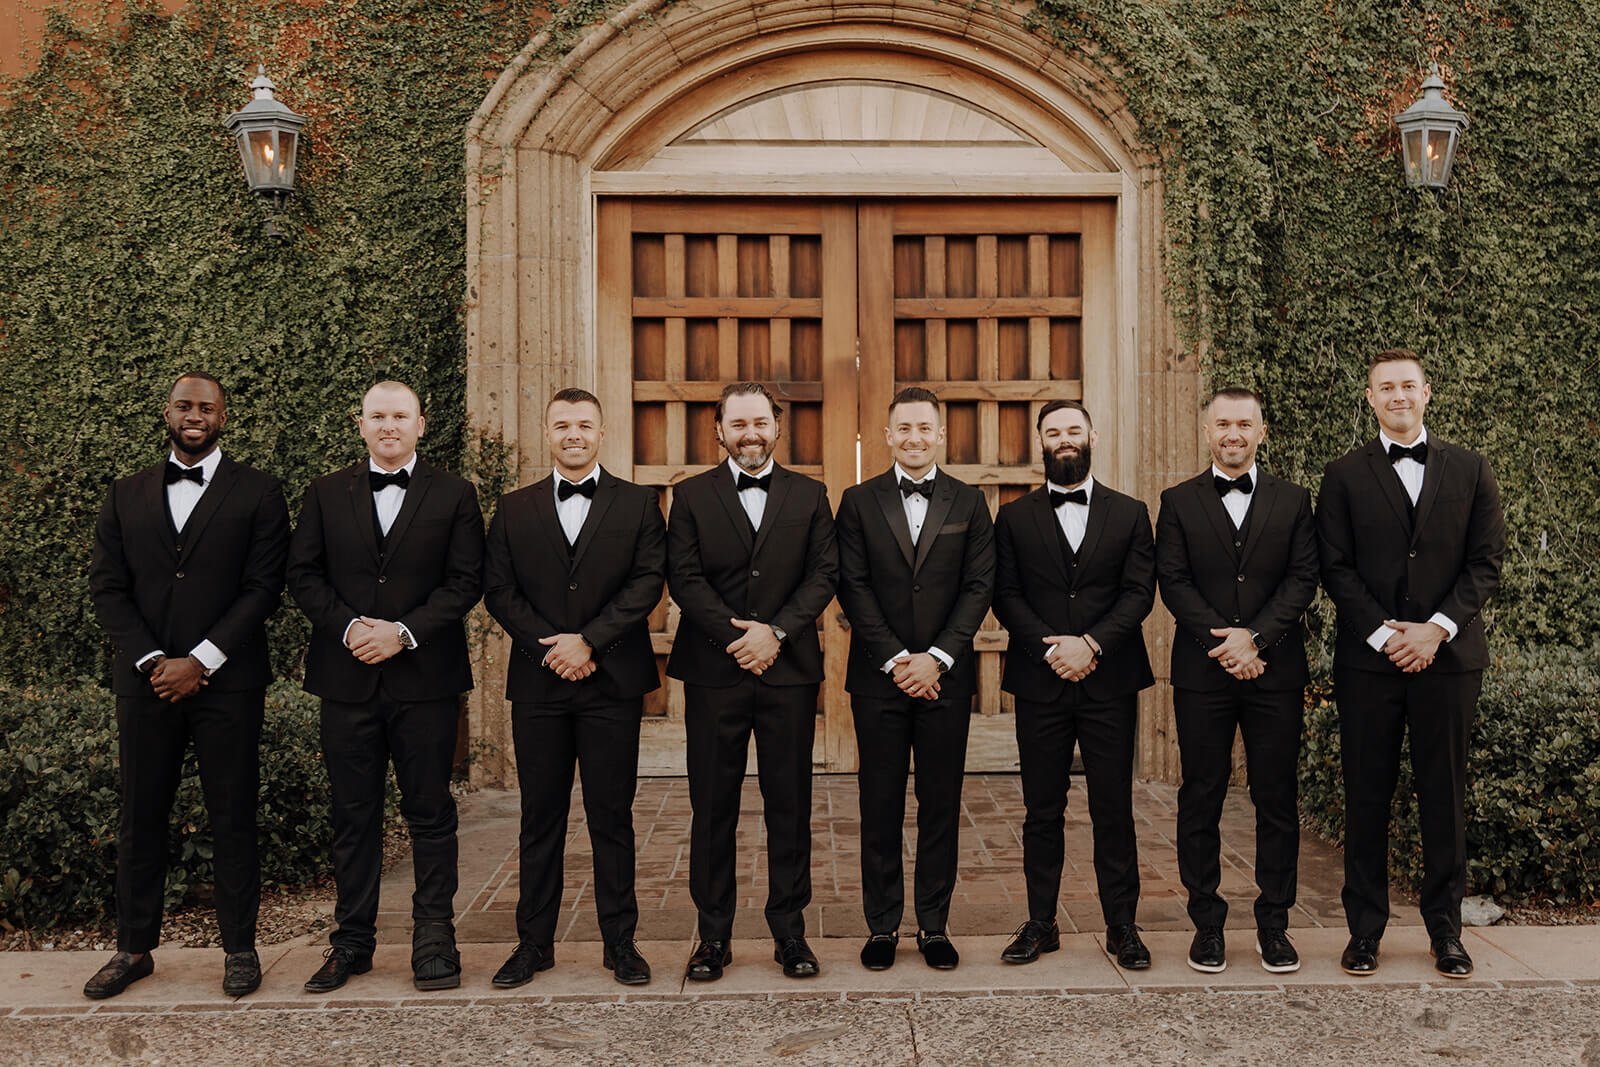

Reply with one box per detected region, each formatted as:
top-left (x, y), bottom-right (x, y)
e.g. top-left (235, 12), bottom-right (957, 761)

top-left (136, 650), bottom-right (166, 672)
top-left (882, 648), bottom-right (911, 673)
top-left (1427, 613), bottom-right (1458, 641)
top-left (1045, 641), bottom-right (1058, 660)
top-left (1367, 624), bottom-right (1397, 652)
top-left (342, 618), bottom-right (363, 647)
top-left (928, 646), bottom-right (954, 670)
top-left (189, 640), bottom-right (226, 674)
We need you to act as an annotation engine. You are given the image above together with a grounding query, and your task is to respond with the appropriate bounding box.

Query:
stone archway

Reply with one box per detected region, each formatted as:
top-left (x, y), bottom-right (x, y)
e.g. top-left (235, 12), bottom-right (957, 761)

top-left (464, 0), bottom-right (1197, 786)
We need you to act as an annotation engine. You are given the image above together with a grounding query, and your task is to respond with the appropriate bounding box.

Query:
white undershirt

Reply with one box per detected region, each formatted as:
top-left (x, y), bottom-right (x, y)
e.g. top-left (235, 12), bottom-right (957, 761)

top-left (1366, 426), bottom-right (1457, 650)
top-left (728, 456), bottom-right (774, 529)
top-left (553, 465), bottom-right (600, 545)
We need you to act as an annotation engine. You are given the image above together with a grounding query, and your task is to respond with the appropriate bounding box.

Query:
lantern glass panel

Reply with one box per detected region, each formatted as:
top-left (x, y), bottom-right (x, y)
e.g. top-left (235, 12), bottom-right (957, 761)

top-left (276, 130), bottom-right (297, 186)
top-left (1403, 129), bottom-right (1424, 186)
top-left (1427, 128), bottom-right (1456, 186)
top-left (248, 129), bottom-right (278, 189)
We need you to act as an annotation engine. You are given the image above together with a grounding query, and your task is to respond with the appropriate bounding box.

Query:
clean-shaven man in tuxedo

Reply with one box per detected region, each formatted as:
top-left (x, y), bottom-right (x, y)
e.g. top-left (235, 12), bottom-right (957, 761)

top-left (85, 371), bottom-right (290, 1000)
top-left (287, 381), bottom-right (485, 993)
top-left (667, 381), bottom-right (839, 981)
top-left (835, 387), bottom-right (994, 972)
top-left (1155, 387), bottom-right (1319, 975)
top-left (482, 388), bottom-right (666, 988)
top-left (1316, 348), bottom-right (1504, 979)
top-left (992, 399), bottom-right (1156, 971)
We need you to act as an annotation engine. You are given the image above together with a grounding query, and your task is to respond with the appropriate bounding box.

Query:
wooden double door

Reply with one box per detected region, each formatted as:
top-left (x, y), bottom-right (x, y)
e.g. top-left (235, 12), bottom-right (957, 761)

top-left (596, 197), bottom-right (1117, 771)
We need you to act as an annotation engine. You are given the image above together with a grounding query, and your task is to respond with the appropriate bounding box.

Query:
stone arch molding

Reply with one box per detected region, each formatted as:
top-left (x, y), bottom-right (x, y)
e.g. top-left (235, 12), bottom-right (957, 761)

top-left (464, 0), bottom-right (1197, 785)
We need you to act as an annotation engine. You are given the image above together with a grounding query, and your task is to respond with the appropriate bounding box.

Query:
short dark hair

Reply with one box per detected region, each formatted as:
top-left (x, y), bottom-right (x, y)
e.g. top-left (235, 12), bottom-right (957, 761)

top-left (1036, 398), bottom-right (1092, 431)
top-left (547, 387), bottom-right (602, 416)
top-left (171, 370), bottom-right (225, 402)
top-left (715, 381), bottom-right (782, 422)
top-left (888, 386), bottom-right (941, 422)
top-left (1369, 347), bottom-right (1426, 377)
top-left (1207, 386), bottom-right (1264, 416)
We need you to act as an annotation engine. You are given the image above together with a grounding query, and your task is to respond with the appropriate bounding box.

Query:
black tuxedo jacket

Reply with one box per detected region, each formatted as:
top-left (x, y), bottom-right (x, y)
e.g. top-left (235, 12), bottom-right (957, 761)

top-left (835, 468), bottom-right (995, 698)
top-left (484, 470), bottom-right (666, 704)
top-left (665, 462), bottom-right (838, 689)
top-left (1155, 470), bottom-right (1319, 692)
top-left (1316, 435), bottom-right (1504, 674)
top-left (90, 454), bottom-right (290, 696)
top-left (993, 481), bottom-right (1156, 703)
top-left (287, 458), bottom-right (485, 703)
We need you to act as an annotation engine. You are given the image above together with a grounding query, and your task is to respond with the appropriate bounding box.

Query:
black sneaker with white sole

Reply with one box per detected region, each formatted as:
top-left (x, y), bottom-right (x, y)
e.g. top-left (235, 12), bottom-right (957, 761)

top-left (1187, 927), bottom-right (1227, 973)
top-left (1256, 928), bottom-right (1300, 973)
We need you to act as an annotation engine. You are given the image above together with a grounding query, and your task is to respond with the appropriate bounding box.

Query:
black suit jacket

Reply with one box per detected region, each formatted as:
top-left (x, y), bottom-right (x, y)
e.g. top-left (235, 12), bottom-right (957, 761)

top-left (484, 470), bottom-right (666, 704)
top-left (287, 458), bottom-right (485, 702)
top-left (89, 454), bottom-right (290, 696)
top-left (1316, 435), bottom-right (1504, 674)
top-left (665, 462), bottom-right (838, 688)
top-left (1155, 470), bottom-right (1320, 692)
top-left (835, 468), bottom-right (995, 698)
top-left (993, 481), bottom-right (1156, 703)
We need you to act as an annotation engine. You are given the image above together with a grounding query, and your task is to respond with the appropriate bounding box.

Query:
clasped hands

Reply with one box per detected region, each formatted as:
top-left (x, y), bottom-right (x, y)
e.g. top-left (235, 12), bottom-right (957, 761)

top-left (889, 652), bottom-right (942, 700)
top-left (541, 632), bottom-right (596, 681)
top-left (147, 654), bottom-right (206, 703)
top-left (726, 618), bottom-right (780, 675)
top-left (1043, 635), bottom-right (1098, 682)
top-left (346, 616), bottom-right (407, 664)
top-left (1208, 627), bottom-right (1267, 681)
top-left (1381, 619), bottom-right (1447, 673)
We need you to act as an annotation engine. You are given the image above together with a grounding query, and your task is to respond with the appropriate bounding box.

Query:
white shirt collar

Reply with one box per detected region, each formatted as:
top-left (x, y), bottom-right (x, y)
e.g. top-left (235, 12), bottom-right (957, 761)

top-left (1046, 474), bottom-right (1095, 502)
top-left (728, 457), bottom-right (775, 482)
top-left (554, 464), bottom-right (601, 487)
top-left (1378, 426), bottom-right (1429, 453)
top-left (1209, 462), bottom-right (1259, 485)
top-left (168, 448), bottom-right (223, 483)
top-left (893, 462), bottom-right (938, 485)
top-left (368, 454), bottom-right (418, 476)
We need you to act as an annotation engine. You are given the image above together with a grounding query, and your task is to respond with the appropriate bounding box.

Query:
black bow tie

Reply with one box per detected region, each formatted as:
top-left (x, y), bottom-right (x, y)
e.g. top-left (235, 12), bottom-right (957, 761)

top-left (899, 476), bottom-right (934, 499)
top-left (165, 462), bottom-right (205, 486)
top-left (736, 472), bottom-right (772, 492)
top-left (1387, 441), bottom-right (1427, 464)
top-left (557, 477), bottom-right (596, 501)
top-left (1049, 487), bottom-right (1088, 508)
top-left (1214, 472), bottom-right (1254, 496)
top-left (369, 469), bottom-right (410, 492)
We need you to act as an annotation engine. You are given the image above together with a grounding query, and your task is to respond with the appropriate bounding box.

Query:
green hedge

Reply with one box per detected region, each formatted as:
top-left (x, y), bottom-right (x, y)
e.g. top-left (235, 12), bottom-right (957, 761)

top-left (0, 681), bottom-right (342, 927)
top-left (1299, 643), bottom-right (1600, 904)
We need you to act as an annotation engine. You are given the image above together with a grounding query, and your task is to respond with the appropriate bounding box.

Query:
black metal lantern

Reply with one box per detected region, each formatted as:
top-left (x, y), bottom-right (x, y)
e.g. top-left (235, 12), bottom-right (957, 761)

top-left (1394, 64), bottom-right (1468, 189)
top-left (223, 67), bottom-right (305, 199)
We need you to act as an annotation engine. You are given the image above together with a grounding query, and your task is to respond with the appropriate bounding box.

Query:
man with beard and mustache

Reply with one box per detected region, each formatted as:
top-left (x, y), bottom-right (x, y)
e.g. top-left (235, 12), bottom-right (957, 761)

top-left (665, 382), bottom-right (838, 981)
top-left (992, 399), bottom-right (1156, 970)
top-left (85, 372), bottom-right (290, 1000)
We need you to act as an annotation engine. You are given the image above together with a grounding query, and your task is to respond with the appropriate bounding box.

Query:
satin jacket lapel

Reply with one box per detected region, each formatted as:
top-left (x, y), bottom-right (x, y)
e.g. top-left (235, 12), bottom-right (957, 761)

top-left (1237, 472), bottom-right (1281, 571)
top-left (713, 463), bottom-right (756, 553)
top-left (529, 475), bottom-right (570, 564)
top-left (176, 456), bottom-right (238, 563)
top-left (751, 464), bottom-right (794, 557)
top-left (1364, 441), bottom-right (1414, 533)
top-left (570, 470), bottom-right (619, 571)
top-left (1193, 471), bottom-right (1240, 564)
top-left (913, 472), bottom-right (957, 575)
top-left (140, 466), bottom-right (178, 562)
top-left (347, 463), bottom-right (381, 562)
top-left (1410, 442), bottom-right (1450, 545)
top-left (383, 460), bottom-right (432, 555)
top-left (874, 472), bottom-right (916, 568)
top-left (1031, 489), bottom-right (1074, 588)
top-left (1073, 482), bottom-right (1111, 583)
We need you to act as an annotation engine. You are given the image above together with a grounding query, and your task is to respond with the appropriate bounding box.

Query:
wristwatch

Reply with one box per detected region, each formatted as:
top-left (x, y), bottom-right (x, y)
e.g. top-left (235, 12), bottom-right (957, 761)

top-left (770, 625), bottom-right (788, 644)
top-left (397, 624), bottom-right (417, 650)
top-left (935, 657), bottom-right (951, 674)
top-left (1250, 630), bottom-right (1267, 650)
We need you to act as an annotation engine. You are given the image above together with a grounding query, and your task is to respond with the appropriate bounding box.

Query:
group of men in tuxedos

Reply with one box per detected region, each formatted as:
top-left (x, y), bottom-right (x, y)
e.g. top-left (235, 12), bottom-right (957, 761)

top-left (83, 345), bottom-right (1502, 1000)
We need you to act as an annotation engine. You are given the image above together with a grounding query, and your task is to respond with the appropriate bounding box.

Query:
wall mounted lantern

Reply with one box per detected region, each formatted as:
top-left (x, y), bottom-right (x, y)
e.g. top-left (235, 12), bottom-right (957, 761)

top-left (223, 66), bottom-right (305, 233)
top-left (1394, 64), bottom-right (1468, 189)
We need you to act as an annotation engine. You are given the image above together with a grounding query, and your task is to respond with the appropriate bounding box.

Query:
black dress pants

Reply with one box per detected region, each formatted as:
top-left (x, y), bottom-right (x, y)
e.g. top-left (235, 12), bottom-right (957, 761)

top-left (115, 688), bottom-right (263, 954)
top-left (1173, 682), bottom-right (1303, 931)
top-left (1014, 693), bottom-right (1140, 927)
top-left (685, 676), bottom-right (817, 941)
top-left (852, 691), bottom-right (970, 934)
top-left (320, 684), bottom-right (459, 954)
top-left (1336, 665), bottom-right (1480, 941)
top-left (511, 692), bottom-right (642, 948)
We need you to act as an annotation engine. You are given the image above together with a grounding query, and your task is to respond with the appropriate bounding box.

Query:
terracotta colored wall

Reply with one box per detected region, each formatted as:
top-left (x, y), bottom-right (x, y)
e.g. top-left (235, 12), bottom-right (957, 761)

top-left (0, 0), bottom-right (184, 81)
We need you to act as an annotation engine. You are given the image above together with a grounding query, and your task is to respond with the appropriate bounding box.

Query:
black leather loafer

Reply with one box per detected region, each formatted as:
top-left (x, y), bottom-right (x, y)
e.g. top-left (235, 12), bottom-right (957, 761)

top-left (1106, 924), bottom-right (1151, 970)
top-left (604, 939), bottom-right (651, 986)
top-left (917, 930), bottom-right (960, 970)
top-left (774, 936), bottom-right (820, 978)
top-left (1187, 927), bottom-right (1227, 973)
top-left (83, 951), bottom-right (153, 1000)
top-left (860, 932), bottom-right (898, 971)
top-left (491, 943), bottom-right (553, 989)
top-left (1001, 919), bottom-right (1060, 964)
top-left (222, 949), bottom-right (261, 997)
top-left (1431, 936), bottom-right (1474, 979)
top-left (1256, 929), bottom-right (1300, 973)
top-left (1340, 934), bottom-right (1381, 976)
top-left (686, 939), bottom-right (731, 982)
top-left (304, 945), bottom-right (373, 994)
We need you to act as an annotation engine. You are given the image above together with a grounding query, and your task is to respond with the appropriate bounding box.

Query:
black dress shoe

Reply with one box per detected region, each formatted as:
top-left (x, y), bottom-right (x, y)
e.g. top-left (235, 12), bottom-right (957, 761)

top-left (1431, 936), bottom-right (1474, 979)
top-left (774, 936), bottom-right (820, 978)
top-left (1256, 929), bottom-right (1300, 973)
top-left (1105, 924), bottom-right (1151, 970)
top-left (83, 951), bottom-right (153, 1000)
top-left (1001, 919), bottom-right (1060, 964)
top-left (1340, 934), bottom-right (1381, 976)
top-left (491, 943), bottom-right (553, 989)
top-left (411, 920), bottom-right (461, 991)
top-left (917, 931), bottom-right (960, 970)
top-left (304, 945), bottom-right (373, 994)
top-left (1187, 927), bottom-right (1227, 973)
top-left (222, 949), bottom-right (261, 997)
top-left (604, 939), bottom-right (651, 986)
top-left (860, 932), bottom-right (899, 971)
top-left (686, 939), bottom-right (731, 982)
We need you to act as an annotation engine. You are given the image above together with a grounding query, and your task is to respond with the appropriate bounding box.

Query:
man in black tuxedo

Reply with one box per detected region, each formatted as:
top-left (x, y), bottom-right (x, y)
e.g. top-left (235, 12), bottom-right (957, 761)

top-left (666, 381), bottom-right (838, 981)
top-left (1155, 387), bottom-right (1319, 975)
top-left (482, 388), bottom-right (665, 988)
top-left (992, 399), bottom-right (1156, 970)
top-left (1316, 348), bottom-right (1504, 979)
top-left (287, 381), bottom-right (485, 993)
top-left (835, 387), bottom-right (994, 972)
top-left (85, 371), bottom-right (290, 1000)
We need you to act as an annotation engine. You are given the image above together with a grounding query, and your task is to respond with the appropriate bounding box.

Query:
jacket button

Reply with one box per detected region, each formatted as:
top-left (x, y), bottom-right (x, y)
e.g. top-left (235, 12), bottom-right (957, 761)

top-left (751, 569), bottom-right (760, 577)
top-left (1236, 574), bottom-right (1245, 583)
top-left (1234, 540), bottom-right (1243, 549)
top-left (378, 575), bottom-right (388, 583)
top-left (1071, 562), bottom-right (1078, 568)
top-left (569, 582), bottom-right (578, 591)
top-left (174, 544), bottom-right (183, 553)
top-left (1233, 615), bottom-right (1242, 624)
top-left (1408, 550), bottom-right (1417, 558)
top-left (175, 571), bottom-right (184, 579)
top-left (750, 610), bottom-right (761, 619)
top-left (1069, 591), bottom-right (1077, 599)
top-left (913, 584), bottom-right (922, 593)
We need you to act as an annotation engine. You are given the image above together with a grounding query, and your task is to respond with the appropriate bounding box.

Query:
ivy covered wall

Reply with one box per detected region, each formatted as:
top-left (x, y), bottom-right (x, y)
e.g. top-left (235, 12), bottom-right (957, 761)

top-left (1, 0), bottom-right (1596, 690)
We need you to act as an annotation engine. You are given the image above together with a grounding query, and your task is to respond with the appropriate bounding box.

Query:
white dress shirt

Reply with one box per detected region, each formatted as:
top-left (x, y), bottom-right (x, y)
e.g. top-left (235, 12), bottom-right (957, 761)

top-left (554, 465), bottom-right (600, 545)
top-left (1048, 474), bottom-right (1094, 552)
top-left (140, 449), bottom-right (228, 673)
top-left (729, 456), bottom-right (774, 529)
top-left (1367, 426), bottom-right (1457, 651)
top-left (1211, 463), bottom-right (1258, 529)
top-left (881, 463), bottom-right (952, 674)
top-left (370, 454), bottom-right (417, 536)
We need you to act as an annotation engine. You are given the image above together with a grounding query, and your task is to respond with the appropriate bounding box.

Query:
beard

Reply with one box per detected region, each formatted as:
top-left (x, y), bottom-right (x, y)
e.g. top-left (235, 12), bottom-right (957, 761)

top-left (168, 423), bottom-right (221, 460)
top-left (1044, 441), bottom-right (1092, 486)
top-left (722, 435), bottom-right (775, 473)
